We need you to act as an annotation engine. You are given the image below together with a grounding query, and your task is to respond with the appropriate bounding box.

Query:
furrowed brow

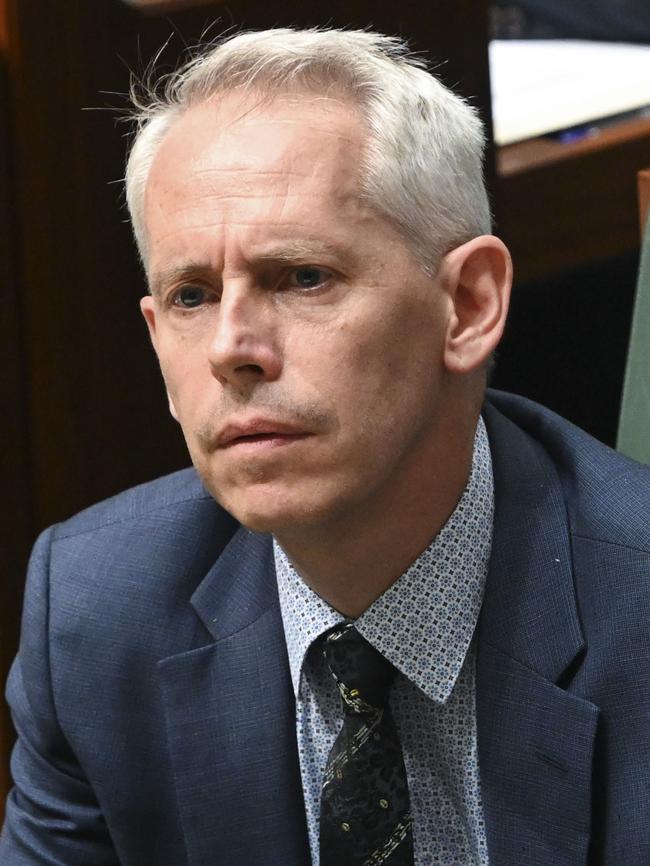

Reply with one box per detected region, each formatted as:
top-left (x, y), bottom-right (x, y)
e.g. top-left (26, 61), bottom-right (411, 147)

top-left (254, 240), bottom-right (351, 265)
top-left (148, 262), bottom-right (212, 298)
top-left (147, 241), bottom-right (354, 296)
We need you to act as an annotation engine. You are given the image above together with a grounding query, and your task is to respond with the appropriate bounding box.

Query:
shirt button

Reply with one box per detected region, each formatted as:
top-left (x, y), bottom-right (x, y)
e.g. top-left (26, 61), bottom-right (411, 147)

top-left (379, 799), bottom-right (389, 809)
top-left (341, 822), bottom-right (351, 832)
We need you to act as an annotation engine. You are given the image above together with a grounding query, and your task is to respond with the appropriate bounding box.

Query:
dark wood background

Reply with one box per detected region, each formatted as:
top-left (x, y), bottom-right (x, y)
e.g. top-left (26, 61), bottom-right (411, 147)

top-left (1, 0), bottom-right (645, 818)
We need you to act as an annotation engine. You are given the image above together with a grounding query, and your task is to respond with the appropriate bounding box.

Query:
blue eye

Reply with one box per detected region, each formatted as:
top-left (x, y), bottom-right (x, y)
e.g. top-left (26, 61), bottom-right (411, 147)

top-left (288, 267), bottom-right (331, 289)
top-left (174, 286), bottom-right (205, 308)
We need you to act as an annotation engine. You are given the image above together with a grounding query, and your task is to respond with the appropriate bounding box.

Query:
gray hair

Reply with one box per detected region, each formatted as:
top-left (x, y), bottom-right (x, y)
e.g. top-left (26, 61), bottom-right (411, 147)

top-left (125, 28), bottom-right (492, 274)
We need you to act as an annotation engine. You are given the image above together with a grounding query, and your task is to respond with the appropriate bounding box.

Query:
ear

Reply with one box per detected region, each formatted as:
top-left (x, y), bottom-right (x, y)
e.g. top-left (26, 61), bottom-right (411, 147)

top-left (140, 294), bottom-right (158, 345)
top-left (140, 295), bottom-right (180, 422)
top-left (440, 235), bottom-right (512, 374)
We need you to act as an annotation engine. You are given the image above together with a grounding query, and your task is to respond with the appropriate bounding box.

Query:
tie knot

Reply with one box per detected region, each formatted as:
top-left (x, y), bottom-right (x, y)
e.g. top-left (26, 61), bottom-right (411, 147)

top-left (321, 623), bottom-right (396, 714)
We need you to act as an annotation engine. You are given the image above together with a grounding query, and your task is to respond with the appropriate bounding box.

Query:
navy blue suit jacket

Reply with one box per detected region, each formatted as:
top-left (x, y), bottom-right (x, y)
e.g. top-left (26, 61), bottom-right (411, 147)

top-left (2, 392), bottom-right (650, 865)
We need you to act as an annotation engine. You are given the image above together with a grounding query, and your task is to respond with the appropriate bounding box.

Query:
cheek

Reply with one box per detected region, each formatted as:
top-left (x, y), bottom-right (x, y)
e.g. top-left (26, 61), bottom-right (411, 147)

top-left (156, 339), bottom-right (208, 415)
top-left (331, 297), bottom-right (442, 396)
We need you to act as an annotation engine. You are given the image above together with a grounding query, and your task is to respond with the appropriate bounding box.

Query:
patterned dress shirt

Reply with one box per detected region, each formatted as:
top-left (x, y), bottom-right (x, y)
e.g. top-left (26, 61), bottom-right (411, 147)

top-left (274, 417), bottom-right (494, 866)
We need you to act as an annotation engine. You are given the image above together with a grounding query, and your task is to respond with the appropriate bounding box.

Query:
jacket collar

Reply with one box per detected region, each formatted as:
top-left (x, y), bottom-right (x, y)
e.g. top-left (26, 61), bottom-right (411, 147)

top-left (190, 524), bottom-right (278, 640)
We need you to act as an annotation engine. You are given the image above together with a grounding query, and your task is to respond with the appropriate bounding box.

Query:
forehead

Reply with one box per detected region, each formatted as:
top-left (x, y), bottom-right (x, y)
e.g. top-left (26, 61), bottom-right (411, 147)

top-left (144, 91), bottom-right (368, 239)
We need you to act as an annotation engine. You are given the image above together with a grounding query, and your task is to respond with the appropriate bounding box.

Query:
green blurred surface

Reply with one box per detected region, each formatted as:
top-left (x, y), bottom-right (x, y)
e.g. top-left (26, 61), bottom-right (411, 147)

top-left (617, 211), bottom-right (650, 464)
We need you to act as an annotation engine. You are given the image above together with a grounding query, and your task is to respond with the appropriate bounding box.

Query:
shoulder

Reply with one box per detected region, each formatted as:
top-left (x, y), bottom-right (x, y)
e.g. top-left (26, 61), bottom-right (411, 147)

top-left (43, 466), bottom-right (240, 584)
top-left (45, 466), bottom-right (240, 565)
top-left (483, 390), bottom-right (650, 692)
top-left (25, 469), bottom-right (240, 651)
top-left (51, 467), bottom-right (217, 540)
top-left (41, 463), bottom-right (240, 577)
top-left (484, 389), bottom-right (650, 554)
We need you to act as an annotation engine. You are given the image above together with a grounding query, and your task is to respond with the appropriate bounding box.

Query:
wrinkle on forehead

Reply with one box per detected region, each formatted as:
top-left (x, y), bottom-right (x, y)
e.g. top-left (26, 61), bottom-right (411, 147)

top-left (146, 90), bottom-right (364, 203)
top-left (143, 90), bottom-right (378, 277)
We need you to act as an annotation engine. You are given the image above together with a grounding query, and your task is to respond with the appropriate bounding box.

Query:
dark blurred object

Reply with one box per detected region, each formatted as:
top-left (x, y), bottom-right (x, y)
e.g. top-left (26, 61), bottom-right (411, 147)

top-left (120, 0), bottom-right (220, 11)
top-left (491, 250), bottom-right (639, 448)
top-left (490, 0), bottom-right (650, 42)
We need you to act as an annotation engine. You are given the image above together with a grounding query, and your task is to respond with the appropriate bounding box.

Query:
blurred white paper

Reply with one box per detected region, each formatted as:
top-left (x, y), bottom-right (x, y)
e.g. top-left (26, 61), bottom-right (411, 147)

top-left (490, 39), bottom-right (650, 145)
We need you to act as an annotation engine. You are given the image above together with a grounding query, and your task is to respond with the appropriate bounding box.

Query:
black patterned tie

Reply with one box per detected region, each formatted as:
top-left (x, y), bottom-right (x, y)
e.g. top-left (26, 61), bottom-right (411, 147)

top-left (319, 623), bottom-right (414, 866)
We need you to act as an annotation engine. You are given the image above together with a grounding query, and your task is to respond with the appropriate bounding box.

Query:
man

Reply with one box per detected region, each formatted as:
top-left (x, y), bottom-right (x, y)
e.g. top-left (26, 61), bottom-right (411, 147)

top-left (2, 27), bottom-right (649, 866)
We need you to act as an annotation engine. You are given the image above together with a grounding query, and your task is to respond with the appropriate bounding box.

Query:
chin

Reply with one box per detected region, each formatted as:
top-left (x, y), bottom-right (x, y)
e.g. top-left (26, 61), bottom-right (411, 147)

top-left (224, 503), bottom-right (319, 536)
top-left (195, 455), bottom-right (358, 536)
top-left (205, 480), bottom-right (321, 534)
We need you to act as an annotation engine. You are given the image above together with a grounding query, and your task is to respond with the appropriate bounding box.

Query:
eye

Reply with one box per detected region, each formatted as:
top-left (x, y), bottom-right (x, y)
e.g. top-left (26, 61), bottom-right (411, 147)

top-left (286, 266), bottom-right (331, 290)
top-left (172, 285), bottom-right (208, 309)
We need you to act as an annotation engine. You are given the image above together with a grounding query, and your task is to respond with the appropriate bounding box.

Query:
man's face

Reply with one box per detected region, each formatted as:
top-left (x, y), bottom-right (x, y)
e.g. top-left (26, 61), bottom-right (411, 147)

top-left (141, 92), bottom-right (457, 534)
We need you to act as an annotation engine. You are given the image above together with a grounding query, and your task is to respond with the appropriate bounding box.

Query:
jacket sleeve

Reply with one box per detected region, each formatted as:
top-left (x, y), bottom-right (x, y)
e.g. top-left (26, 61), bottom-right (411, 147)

top-left (0, 527), bottom-right (119, 865)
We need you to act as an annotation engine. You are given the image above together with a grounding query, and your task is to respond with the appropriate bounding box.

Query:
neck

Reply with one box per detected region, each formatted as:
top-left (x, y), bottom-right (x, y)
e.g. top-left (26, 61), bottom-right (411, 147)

top-left (274, 408), bottom-right (479, 618)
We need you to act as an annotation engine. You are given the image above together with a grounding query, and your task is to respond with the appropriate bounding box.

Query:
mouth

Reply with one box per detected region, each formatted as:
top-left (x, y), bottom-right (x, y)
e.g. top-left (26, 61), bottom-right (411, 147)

top-left (222, 432), bottom-right (310, 450)
top-left (217, 420), bottom-right (312, 450)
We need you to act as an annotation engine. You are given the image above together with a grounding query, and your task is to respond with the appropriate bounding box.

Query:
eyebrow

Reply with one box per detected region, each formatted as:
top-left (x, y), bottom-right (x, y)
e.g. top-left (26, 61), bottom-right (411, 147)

top-left (149, 240), bottom-right (355, 296)
top-left (254, 239), bottom-right (350, 264)
top-left (148, 262), bottom-right (212, 298)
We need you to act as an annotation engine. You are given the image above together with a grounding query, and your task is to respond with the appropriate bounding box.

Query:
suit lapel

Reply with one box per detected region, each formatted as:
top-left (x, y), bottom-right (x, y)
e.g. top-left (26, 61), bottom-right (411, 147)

top-left (477, 644), bottom-right (598, 866)
top-left (478, 403), bottom-right (599, 866)
top-left (157, 528), bottom-right (310, 866)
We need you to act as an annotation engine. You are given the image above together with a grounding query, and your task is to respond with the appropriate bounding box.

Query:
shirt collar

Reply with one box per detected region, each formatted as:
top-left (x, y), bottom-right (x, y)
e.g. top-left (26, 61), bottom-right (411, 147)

top-left (274, 416), bottom-right (494, 704)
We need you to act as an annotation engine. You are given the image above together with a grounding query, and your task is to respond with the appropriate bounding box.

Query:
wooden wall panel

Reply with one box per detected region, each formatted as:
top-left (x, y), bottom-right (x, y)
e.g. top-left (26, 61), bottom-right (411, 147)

top-left (6, 2), bottom-right (189, 536)
top-left (494, 120), bottom-right (650, 283)
top-left (0, 0), bottom-right (32, 824)
top-left (639, 168), bottom-right (650, 236)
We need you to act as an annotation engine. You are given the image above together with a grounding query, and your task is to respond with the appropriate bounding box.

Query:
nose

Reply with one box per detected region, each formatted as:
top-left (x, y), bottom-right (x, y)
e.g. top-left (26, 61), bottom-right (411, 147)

top-left (207, 283), bottom-right (282, 388)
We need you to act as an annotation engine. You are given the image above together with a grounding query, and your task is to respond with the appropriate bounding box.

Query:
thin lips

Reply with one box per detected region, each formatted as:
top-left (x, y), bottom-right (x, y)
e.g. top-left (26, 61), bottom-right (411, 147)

top-left (217, 419), bottom-right (309, 447)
